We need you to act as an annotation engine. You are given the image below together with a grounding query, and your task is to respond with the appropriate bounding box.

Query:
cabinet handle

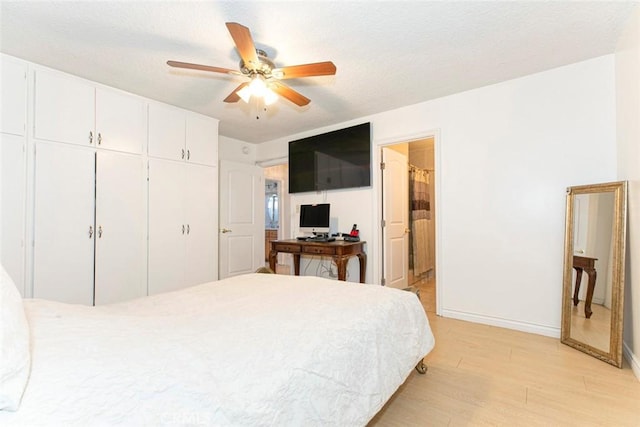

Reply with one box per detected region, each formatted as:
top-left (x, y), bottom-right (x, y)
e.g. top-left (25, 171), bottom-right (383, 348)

top-left (187, 149), bottom-right (190, 160)
top-left (97, 133), bottom-right (102, 145)
top-left (186, 224), bottom-right (190, 235)
top-left (182, 224), bottom-right (185, 235)
top-left (89, 131), bottom-right (93, 144)
top-left (89, 225), bottom-right (94, 238)
top-left (98, 225), bottom-right (103, 238)
top-left (181, 149), bottom-right (185, 160)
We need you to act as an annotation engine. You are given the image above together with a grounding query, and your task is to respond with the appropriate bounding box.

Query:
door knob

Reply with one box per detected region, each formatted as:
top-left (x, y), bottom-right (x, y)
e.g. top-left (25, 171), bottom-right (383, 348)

top-left (405, 228), bottom-right (411, 234)
top-left (220, 228), bottom-right (232, 233)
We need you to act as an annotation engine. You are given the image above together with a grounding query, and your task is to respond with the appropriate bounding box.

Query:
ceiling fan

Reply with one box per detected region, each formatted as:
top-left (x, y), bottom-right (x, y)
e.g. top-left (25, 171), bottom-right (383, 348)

top-left (167, 22), bottom-right (336, 107)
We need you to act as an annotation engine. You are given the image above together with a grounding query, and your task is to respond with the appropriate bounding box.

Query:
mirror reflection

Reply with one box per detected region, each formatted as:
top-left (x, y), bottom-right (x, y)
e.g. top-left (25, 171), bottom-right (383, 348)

top-left (561, 181), bottom-right (627, 368)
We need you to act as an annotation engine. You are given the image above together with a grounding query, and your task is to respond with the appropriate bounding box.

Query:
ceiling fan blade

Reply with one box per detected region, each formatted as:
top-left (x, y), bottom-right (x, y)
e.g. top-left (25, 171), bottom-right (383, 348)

top-left (223, 82), bottom-right (249, 103)
top-left (270, 81), bottom-right (311, 106)
top-left (167, 60), bottom-right (240, 75)
top-left (273, 61), bottom-right (337, 79)
top-left (225, 22), bottom-right (260, 71)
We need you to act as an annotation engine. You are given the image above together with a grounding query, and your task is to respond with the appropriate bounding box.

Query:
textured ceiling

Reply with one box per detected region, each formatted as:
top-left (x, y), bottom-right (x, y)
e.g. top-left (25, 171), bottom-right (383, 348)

top-left (1, 1), bottom-right (637, 144)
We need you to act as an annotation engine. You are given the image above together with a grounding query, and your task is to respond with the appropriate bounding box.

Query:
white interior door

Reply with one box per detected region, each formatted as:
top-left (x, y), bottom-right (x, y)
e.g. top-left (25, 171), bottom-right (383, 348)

top-left (219, 160), bottom-right (264, 279)
top-left (33, 142), bottom-right (95, 304)
top-left (381, 147), bottom-right (409, 289)
top-left (148, 158), bottom-right (186, 294)
top-left (94, 151), bottom-right (146, 305)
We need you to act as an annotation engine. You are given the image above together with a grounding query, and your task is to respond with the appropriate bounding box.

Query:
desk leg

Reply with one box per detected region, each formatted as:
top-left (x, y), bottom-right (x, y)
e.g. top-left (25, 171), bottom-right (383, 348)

top-left (357, 252), bottom-right (367, 283)
top-left (572, 267), bottom-right (583, 306)
top-left (335, 256), bottom-right (348, 281)
top-left (293, 254), bottom-right (301, 276)
top-left (268, 250), bottom-right (277, 273)
top-left (584, 268), bottom-right (597, 319)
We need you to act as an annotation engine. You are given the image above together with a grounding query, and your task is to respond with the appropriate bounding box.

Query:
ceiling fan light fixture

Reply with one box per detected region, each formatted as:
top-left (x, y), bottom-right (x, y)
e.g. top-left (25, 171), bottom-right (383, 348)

top-left (237, 85), bottom-right (252, 103)
top-left (237, 75), bottom-right (279, 105)
top-left (264, 88), bottom-right (278, 106)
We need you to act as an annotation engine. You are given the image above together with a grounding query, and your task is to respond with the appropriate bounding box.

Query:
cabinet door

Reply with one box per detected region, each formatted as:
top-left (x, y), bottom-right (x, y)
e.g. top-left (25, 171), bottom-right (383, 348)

top-left (184, 164), bottom-right (218, 286)
top-left (148, 159), bottom-right (186, 294)
top-left (33, 143), bottom-right (95, 305)
top-left (95, 88), bottom-right (146, 154)
top-left (94, 151), bottom-right (146, 305)
top-left (1, 56), bottom-right (27, 136)
top-left (148, 103), bottom-right (185, 161)
top-left (1, 134), bottom-right (26, 295)
top-left (185, 114), bottom-right (218, 166)
top-left (34, 69), bottom-right (95, 146)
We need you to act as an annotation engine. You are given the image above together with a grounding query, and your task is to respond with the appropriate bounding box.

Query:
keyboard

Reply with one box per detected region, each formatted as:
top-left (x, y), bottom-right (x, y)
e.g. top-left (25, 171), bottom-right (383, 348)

top-left (308, 237), bottom-right (336, 243)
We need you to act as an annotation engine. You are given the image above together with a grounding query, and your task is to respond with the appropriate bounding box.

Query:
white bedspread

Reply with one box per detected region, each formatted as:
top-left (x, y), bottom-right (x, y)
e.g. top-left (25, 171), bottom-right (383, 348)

top-left (1, 273), bottom-right (434, 426)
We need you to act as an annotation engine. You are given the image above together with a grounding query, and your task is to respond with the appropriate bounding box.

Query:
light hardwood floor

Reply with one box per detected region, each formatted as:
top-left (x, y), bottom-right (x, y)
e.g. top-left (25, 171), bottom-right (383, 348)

top-left (369, 277), bottom-right (640, 426)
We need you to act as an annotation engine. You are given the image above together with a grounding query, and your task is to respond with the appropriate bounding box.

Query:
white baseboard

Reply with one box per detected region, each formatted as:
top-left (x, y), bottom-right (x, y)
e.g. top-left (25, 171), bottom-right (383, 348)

top-left (441, 309), bottom-right (561, 338)
top-left (623, 341), bottom-right (640, 382)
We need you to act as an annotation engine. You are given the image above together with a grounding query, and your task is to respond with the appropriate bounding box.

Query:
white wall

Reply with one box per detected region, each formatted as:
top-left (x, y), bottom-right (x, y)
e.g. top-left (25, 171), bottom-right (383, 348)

top-left (616, 7), bottom-right (640, 379)
top-left (258, 55), bottom-right (617, 336)
top-left (218, 135), bottom-right (256, 164)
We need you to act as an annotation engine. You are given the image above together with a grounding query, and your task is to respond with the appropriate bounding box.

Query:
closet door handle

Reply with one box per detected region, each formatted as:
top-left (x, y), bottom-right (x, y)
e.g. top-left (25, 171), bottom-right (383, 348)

top-left (89, 131), bottom-right (93, 144)
top-left (181, 149), bottom-right (185, 160)
top-left (98, 225), bottom-right (103, 238)
top-left (89, 225), bottom-right (94, 238)
top-left (187, 149), bottom-right (190, 160)
top-left (97, 133), bottom-right (102, 145)
top-left (186, 224), bottom-right (190, 235)
top-left (182, 224), bottom-right (185, 234)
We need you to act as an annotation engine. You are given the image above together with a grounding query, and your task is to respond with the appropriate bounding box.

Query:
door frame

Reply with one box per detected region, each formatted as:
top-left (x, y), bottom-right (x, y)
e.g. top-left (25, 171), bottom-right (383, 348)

top-left (373, 129), bottom-right (443, 316)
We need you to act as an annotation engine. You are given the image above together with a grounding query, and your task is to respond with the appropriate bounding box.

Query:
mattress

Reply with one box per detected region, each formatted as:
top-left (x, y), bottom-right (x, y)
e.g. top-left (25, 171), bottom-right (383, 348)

top-left (1, 273), bottom-right (434, 426)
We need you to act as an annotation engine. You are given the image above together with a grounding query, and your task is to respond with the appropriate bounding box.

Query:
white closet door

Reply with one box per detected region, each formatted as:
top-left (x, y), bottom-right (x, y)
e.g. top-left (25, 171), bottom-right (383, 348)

top-left (184, 163), bottom-right (218, 286)
top-left (34, 69), bottom-right (95, 146)
top-left (185, 114), bottom-right (218, 166)
top-left (33, 143), bottom-right (95, 305)
top-left (95, 88), bottom-right (146, 154)
top-left (94, 151), bottom-right (146, 305)
top-left (148, 103), bottom-right (185, 162)
top-left (1, 134), bottom-right (26, 295)
top-left (148, 159), bottom-right (186, 294)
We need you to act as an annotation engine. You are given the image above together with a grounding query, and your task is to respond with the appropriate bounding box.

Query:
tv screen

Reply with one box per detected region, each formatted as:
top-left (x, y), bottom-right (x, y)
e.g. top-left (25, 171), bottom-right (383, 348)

top-left (299, 203), bottom-right (330, 233)
top-left (288, 122), bottom-right (371, 193)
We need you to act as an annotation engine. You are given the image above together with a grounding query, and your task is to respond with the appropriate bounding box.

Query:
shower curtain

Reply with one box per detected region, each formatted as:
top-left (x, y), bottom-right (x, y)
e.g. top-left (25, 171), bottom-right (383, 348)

top-left (409, 166), bottom-right (432, 276)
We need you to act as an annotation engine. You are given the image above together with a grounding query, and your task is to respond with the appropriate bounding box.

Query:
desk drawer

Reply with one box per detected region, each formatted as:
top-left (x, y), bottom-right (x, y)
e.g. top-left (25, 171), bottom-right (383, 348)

top-left (272, 243), bottom-right (301, 253)
top-left (303, 245), bottom-right (335, 255)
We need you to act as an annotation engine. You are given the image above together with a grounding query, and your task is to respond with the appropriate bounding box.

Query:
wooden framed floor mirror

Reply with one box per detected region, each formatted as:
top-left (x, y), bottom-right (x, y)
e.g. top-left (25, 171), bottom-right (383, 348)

top-left (561, 181), bottom-right (627, 368)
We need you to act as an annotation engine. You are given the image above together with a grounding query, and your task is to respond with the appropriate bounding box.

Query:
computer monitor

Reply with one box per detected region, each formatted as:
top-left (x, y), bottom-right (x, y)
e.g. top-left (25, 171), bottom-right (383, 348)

top-left (299, 203), bottom-right (330, 235)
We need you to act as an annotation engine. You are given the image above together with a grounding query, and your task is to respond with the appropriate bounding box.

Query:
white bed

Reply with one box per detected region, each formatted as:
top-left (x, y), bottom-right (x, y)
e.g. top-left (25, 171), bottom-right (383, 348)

top-left (1, 270), bottom-right (434, 426)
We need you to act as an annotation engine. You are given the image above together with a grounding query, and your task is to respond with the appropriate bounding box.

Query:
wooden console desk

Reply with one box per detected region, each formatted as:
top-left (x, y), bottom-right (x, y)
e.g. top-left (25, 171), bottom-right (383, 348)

top-left (572, 255), bottom-right (598, 319)
top-left (269, 239), bottom-right (366, 283)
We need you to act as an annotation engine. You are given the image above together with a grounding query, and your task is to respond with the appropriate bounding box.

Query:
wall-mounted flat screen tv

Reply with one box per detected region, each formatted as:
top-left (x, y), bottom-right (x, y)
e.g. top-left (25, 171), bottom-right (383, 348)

top-left (288, 122), bottom-right (371, 194)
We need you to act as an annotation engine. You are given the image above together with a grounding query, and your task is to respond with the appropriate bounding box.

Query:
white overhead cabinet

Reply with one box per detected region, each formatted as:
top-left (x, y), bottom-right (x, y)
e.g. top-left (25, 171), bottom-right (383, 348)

top-left (1, 56), bottom-right (27, 136)
top-left (1, 56), bottom-right (27, 295)
top-left (33, 143), bottom-right (146, 305)
top-left (148, 102), bottom-right (218, 166)
top-left (34, 68), bottom-right (146, 154)
top-left (148, 159), bottom-right (218, 295)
